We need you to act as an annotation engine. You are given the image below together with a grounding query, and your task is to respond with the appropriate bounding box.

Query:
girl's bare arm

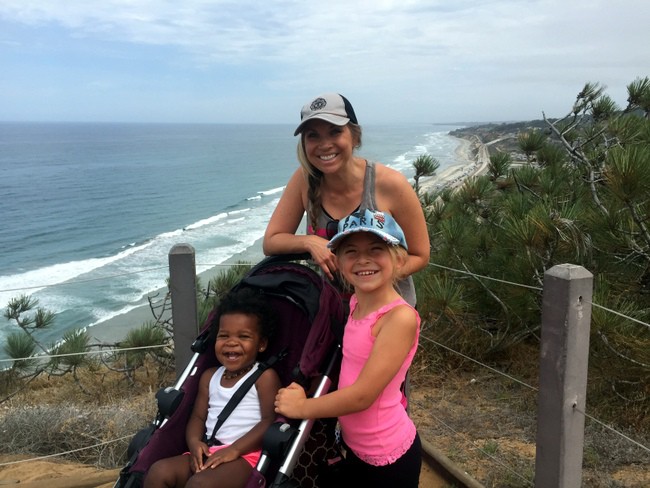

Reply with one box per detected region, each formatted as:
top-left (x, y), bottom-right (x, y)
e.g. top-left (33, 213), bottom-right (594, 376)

top-left (186, 367), bottom-right (216, 471)
top-left (275, 306), bottom-right (417, 419)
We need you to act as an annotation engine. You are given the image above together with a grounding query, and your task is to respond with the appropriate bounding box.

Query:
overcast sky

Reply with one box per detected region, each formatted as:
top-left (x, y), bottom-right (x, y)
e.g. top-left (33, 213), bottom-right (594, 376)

top-left (1, 1), bottom-right (648, 124)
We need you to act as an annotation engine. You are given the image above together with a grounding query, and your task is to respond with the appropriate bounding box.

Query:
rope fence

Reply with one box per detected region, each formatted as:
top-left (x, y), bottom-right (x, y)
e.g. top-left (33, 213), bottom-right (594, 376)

top-left (418, 334), bottom-right (650, 455)
top-left (0, 343), bottom-right (169, 364)
top-left (1, 259), bottom-right (648, 479)
top-left (3, 260), bottom-right (648, 330)
top-left (0, 435), bottom-right (133, 467)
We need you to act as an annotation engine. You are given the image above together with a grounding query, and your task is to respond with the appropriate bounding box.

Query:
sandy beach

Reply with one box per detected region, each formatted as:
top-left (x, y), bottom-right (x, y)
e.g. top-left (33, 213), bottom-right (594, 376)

top-left (418, 135), bottom-right (486, 193)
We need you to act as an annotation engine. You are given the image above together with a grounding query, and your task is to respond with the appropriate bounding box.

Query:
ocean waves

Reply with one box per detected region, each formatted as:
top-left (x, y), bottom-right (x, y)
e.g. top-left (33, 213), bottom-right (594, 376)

top-left (0, 192), bottom-right (282, 347)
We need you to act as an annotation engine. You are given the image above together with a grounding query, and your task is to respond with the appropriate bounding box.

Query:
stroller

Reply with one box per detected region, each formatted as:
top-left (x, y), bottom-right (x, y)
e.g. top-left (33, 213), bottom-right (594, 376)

top-left (114, 254), bottom-right (346, 488)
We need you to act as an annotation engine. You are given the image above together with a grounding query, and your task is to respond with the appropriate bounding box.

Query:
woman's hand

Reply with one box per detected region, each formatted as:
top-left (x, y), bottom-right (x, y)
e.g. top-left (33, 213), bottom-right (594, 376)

top-left (274, 382), bottom-right (307, 419)
top-left (304, 235), bottom-right (338, 280)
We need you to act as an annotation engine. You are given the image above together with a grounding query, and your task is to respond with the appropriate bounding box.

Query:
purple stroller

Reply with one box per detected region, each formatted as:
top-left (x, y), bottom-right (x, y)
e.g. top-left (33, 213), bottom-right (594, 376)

top-left (114, 255), bottom-right (345, 488)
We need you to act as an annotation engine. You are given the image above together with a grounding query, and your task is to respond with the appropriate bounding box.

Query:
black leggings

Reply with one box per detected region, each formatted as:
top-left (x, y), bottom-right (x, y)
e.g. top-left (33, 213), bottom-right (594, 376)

top-left (342, 433), bottom-right (422, 488)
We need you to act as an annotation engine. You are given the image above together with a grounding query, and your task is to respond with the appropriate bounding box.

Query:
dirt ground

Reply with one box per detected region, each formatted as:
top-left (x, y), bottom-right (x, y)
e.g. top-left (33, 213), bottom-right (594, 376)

top-left (0, 457), bottom-right (118, 487)
top-left (1, 368), bottom-right (648, 488)
top-left (0, 456), bottom-right (444, 487)
top-left (409, 368), bottom-right (650, 488)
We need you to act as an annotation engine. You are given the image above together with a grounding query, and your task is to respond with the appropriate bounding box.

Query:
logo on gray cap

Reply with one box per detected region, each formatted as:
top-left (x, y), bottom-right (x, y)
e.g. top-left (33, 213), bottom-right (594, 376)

top-left (310, 98), bottom-right (327, 111)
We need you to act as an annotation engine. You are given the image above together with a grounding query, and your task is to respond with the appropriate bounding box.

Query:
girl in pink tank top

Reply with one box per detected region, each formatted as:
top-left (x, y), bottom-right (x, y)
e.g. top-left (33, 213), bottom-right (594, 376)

top-left (275, 209), bottom-right (421, 487)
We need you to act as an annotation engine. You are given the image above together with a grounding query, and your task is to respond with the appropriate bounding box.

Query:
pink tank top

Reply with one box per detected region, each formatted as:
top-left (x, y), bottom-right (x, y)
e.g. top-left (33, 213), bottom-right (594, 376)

top-left (338, 296), bottom-right (420, 466)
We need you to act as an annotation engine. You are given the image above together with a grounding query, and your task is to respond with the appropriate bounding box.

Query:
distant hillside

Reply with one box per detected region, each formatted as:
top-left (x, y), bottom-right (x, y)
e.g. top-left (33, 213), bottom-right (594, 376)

top-left (449, 119), bottom-right (556, 154)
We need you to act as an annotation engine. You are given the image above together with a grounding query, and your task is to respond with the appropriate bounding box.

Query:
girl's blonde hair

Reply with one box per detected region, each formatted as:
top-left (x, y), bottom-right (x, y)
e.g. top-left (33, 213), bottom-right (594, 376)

top-left (297, 123), bottom-right (363, 232)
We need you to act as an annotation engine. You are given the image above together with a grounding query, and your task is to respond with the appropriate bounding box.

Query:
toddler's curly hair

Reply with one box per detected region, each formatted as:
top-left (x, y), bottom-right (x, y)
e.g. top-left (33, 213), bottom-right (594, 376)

top-left (210, 287), bottom-right (277, 340)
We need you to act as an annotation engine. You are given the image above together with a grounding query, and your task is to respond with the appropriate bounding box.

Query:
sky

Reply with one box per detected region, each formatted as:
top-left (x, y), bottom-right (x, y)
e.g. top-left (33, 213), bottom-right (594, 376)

top-left (0, 0), bottom-right (648, 124)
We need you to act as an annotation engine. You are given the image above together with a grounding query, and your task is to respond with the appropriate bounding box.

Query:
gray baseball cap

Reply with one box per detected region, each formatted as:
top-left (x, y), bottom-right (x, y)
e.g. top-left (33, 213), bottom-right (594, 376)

top-left (294, 93), bottom-right (358, 136)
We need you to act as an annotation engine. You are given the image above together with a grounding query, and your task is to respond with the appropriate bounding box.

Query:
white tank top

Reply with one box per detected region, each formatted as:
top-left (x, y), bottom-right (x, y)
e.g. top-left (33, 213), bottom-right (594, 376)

top-left (204, 363), bottom-right (262, 445)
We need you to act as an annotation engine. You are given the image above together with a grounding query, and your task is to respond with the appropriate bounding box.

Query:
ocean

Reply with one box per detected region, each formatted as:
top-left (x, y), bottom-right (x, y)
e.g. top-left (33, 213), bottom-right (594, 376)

top-left (0, 122), bottom-right (464, 358)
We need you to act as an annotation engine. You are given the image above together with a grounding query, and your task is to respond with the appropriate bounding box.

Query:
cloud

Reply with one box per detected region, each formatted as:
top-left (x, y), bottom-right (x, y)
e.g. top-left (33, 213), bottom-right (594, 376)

top-left (0, 0), bottom-right (648, 122)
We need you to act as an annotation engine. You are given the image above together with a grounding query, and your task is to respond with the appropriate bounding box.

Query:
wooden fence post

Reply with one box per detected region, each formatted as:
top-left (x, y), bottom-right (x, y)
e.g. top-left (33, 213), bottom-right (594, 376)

top-left (535, 264), bottom-right (593, 488)
top-left (168, 244), bottom-right (199, 380)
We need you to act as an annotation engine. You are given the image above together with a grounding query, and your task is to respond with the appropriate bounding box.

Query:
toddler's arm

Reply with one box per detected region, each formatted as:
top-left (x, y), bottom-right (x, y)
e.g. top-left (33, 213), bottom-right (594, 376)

top-left (185, 367), bottom-right (216, 472)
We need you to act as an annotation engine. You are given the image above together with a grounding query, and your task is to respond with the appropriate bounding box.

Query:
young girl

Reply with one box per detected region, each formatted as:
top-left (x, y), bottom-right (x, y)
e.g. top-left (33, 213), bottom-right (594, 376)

top-left (274, 208), bottom-right (422, 487)
top-left (263, 92), bottom-right (429, 307)
top-left (144, 288), bottom-right (281, 488)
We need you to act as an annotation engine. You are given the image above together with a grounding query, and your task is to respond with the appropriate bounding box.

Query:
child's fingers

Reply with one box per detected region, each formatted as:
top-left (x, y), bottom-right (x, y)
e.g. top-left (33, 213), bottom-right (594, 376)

top-left (190, 445), bottom-right (210, 471)
top-left (210, 456), bottom-right (231, 469)
top-left (205, 456), bottom-right (223, 469)
top-left (205, 450), bottom-right (238, 469)
top-left (191, 454), bottom-right (202, 472)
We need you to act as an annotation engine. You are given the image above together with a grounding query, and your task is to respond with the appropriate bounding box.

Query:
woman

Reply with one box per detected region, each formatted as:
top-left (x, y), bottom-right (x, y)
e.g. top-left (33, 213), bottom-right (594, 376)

top-left (263, 93), bottom-right (429, 305)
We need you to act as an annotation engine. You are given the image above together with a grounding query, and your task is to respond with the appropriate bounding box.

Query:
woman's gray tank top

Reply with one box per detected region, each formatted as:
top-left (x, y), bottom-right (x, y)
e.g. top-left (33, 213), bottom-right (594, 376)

top-left (307, 162), bottom-right (417, 306)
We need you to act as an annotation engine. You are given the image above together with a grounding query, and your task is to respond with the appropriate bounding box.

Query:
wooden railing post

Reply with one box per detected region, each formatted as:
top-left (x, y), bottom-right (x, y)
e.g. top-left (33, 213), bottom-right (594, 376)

top-left (535, 264), bottom-right (593, 488)
top-left (168, 244), bottom-right (199, 380)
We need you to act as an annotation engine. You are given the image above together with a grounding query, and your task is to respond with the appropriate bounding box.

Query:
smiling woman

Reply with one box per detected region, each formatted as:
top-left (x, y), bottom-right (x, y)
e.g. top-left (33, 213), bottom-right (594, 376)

top-left (262, 93), bottom-right (430, 307)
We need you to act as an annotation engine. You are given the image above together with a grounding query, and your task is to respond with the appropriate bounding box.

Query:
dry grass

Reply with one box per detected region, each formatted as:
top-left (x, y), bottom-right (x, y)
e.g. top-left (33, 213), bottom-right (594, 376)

top-left (0, 398), bottom-right (154, 467)
top-left (409, 349), bottom-right (650, 488)
top-left (1, 350), bottom-right (648, 486)
top-left (0, 363), bottom-right (167, 469)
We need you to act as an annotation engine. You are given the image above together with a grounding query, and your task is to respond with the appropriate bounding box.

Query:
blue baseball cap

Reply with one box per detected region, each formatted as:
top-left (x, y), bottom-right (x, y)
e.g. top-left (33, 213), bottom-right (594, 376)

top-left (327, 209), bottom-right (408, 251)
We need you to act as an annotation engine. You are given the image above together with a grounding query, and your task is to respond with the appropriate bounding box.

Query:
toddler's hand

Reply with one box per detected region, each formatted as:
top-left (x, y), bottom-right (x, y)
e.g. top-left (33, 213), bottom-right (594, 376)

top-left (189, 442), bottom-right (210, 473)
top-left (201, 445), bottom-right (240, 470)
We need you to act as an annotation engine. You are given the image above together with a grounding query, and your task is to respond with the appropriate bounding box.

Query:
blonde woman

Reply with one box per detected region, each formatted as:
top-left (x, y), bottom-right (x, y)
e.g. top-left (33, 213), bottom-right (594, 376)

top-left (263, 93), bottom-right (429, 306)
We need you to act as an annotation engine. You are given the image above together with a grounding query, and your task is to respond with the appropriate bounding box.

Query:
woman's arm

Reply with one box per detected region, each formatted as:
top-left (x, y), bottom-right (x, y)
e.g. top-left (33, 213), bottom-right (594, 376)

top-left (376, 165), bottom-right (430, 278)
top-left (201, 368), bottom-right (282, 469)
top-left (263, 169), bottom-right (338, 279)
top-left (275, 306), bottom-right (417, 419)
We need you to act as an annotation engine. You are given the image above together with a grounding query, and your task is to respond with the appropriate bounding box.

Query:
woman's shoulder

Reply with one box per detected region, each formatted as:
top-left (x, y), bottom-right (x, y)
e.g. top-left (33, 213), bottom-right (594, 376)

top-left (281, 168), bottom-right (309, 205)
top-left (372, 162), bottom-right (410, 187)
top-left (369, 162), bottom-right (414, 207)
top-left (287, 167), bottom-right (308, 186)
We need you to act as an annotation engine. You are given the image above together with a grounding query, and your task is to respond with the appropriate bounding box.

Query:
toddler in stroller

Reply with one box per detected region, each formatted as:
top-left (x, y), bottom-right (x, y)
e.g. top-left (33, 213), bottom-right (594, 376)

top-left (143, 287), bottom-right (281, 487)
top-left (114, 255), bottom-right (345, 488)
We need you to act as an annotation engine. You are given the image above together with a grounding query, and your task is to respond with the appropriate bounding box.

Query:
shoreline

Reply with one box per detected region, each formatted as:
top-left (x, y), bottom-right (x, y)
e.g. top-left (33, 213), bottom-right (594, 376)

top-left (417, 135), bottom-right (483, 193)
top-left (91, 135), bottom-right (482, 345)
top-left (90, 238), bottom-right (266, 344)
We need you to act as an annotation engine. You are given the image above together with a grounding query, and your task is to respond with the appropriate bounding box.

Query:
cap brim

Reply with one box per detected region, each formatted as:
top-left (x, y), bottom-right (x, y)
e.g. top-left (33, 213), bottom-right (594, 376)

top-left (294, 114), bottom-right (350, 136)
top-left (327, 228), bottom-right (400, 250)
